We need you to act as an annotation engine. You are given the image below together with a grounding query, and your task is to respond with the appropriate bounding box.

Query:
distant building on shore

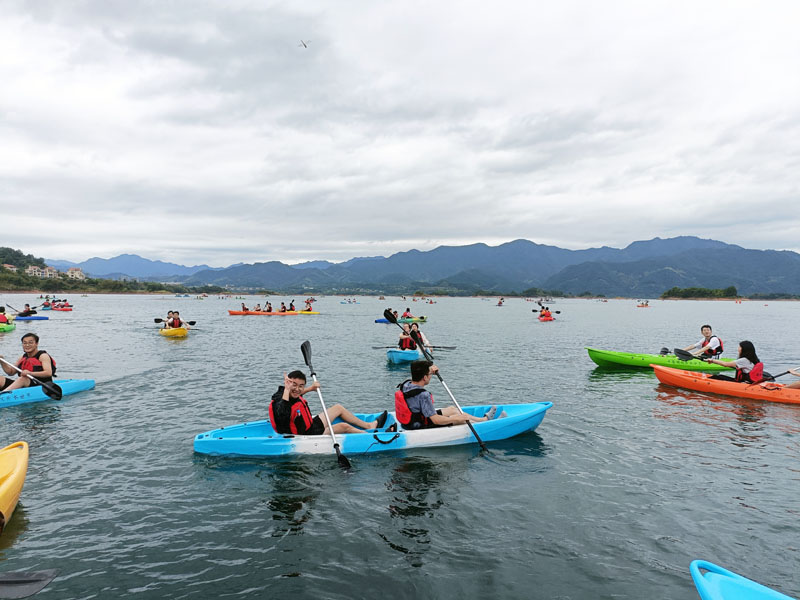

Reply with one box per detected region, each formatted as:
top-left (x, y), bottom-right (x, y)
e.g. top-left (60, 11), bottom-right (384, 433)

top-left (2, 264), bottom-right (17, 272)
top-left (66, 267), bottom-right (87, 280)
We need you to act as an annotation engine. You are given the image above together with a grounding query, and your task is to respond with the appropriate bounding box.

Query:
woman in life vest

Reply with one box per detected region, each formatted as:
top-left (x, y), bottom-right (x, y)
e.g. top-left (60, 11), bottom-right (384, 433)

top-left (707, 340), bottom-right (764, 383)
top-left (398, 323), bottom-right (417, 350)
top-left (0, 333), bottom-right (56, 392)
top-left (395, 360), bottom-right (502, 430)
top-left (682, 325), bottom-right (723, 358)
top-left (269, 370), bottom-right (387, 435)
top-left (409, 323), bottom-right (432, 353)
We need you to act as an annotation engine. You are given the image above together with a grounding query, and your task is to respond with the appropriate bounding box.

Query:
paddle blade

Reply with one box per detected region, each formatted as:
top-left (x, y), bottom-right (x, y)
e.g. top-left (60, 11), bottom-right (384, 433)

top-left (674, 348), bottom-right (703, 362)
top-left (154, 318), bottom-right (163, 323)
top-left (187, 321), bottom-right (197, 326)
top-left (300, 340), bottom-right (313, 371)
top-left (335, 446), bottom-right (351, 469)
top-left (0, 569), bottom-right (58, 599)
top-left (41, 381), bottom-right (63, 401)
top-left (383, 309), bottom-right (397, 324)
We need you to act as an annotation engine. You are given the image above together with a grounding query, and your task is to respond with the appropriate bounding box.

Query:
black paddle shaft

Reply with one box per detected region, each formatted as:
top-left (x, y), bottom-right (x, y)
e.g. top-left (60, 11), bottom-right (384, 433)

top-left (0, 357), bottom-right (62, 401)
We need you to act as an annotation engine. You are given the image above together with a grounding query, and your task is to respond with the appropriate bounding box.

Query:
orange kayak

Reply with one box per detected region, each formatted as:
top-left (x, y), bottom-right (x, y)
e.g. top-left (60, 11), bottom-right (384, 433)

top-left (652, 365), bottom-right (800, 405)
top-left (228, 310), bottom-right (299, 316)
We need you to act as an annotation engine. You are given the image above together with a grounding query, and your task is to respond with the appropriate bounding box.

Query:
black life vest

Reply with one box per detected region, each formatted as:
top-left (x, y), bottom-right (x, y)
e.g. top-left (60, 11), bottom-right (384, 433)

top-left (701, 337), bottom-right (723, 357)
top-left (399, 335), bottom-right (417, 350)
top-left (395, 381), bottom-right (433, 429)
top-left (18, 350), bottom-right (56, 379)
top-left (270, 395), bottom-right (314, 434)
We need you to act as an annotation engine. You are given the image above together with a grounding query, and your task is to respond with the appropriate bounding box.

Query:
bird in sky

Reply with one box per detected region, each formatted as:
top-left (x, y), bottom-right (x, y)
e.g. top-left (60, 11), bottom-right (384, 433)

top-left (298, 40), bottom-right (310, 48)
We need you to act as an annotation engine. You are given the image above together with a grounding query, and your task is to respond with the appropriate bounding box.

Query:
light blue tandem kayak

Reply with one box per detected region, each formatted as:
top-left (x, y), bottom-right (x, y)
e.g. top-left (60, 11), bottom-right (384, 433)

top-left (0, 379), bottom-right (95, 409)
top-left (386, 348), bottom-right (422, 363)
top-left (690, 560), bottom-right (796, 600)
top-left (194, 402), bottom-right (553, 457)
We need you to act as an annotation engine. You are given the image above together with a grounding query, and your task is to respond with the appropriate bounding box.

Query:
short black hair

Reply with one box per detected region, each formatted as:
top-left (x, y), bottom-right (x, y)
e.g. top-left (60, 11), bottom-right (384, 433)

top-left (21, 332), bottom-right (39, 343)
top-left (701, 324), bottom-right (712, 331)
top-left (410, 360), bottom-right (432, 381)
top-left (287, 370), bottom-right (306, 382)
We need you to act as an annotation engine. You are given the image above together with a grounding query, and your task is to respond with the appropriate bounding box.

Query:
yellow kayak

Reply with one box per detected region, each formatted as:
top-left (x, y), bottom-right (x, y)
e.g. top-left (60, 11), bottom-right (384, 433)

top-left (159, 327), bottom-right (188, 338)
top-left (0, 441), bottom-right (28, 534)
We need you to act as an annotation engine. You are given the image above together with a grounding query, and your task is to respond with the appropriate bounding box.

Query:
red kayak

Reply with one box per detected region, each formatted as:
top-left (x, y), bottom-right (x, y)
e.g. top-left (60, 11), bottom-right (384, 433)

top-left (52, 307), bottom-right (73, 312)
top-left (538, 316), bottom-right (554, 322)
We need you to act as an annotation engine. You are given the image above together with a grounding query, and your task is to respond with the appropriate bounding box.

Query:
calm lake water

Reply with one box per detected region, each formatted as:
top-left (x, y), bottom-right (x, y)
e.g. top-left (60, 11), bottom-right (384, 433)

top-left (0, 294), bottom-right (798, 599)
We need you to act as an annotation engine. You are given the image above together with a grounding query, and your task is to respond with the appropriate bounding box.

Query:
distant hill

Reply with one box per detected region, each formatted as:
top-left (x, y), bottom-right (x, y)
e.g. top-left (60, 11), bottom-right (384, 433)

top-left (46, 254), bottom-right (221, 279)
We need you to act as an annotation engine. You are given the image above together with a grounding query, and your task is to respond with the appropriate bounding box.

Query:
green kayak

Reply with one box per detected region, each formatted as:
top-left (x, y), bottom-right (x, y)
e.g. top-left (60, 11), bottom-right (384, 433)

top-left (0, 322), bottom-right (15, 333)
top-left (585, 347), bottom-right (735, 371)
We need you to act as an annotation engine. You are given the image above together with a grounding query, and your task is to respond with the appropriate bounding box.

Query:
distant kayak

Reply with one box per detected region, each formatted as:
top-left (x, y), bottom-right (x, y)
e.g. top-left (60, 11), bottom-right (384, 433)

top-left (586, 347), bottom-right (734, 371)
top-left (13, 316), bottom-right (48, 321)
top-left (538, 316), bottom-right (554, 322)
top-left (398, 316), bottom-right (426, 323)
top-left (159, 327), bottom-right (188, 338)
top-left (652, 365), bottom-right (800, 405)
top-left (387, 349), bottom-right (422, 363)
top-left (690, 560), bottom-right (796, 600)
top-left (51, 307), bottom-right (72, 312)
top-left (0, 379), bottom-right (95, 409)
top-left (0, 441), bottom-right (28, 534)
top-left (375, 318), bottom-right (390, 323)
top-left (194, 402), bottom-right (552, 458)
top-left (228, 310), bottom-right (299, 316)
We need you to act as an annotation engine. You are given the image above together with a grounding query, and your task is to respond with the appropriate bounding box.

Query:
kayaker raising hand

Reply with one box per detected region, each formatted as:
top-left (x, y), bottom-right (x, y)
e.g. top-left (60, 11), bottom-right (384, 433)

top-left (270, 371), bottom-right (388, 435)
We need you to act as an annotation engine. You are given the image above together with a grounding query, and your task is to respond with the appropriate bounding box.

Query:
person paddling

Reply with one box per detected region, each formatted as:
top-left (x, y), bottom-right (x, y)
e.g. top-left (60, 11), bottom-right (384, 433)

top-left (270, 370), bottom-right (387, 435)
top-left (395, 360), bottom-right (501, 430)
top-left (410, 322), bottom-right (432, 353)
top-left (165, 310), bottom-right (190, 330)
top-left (401, 307), bottom-right (413, 318)
top-left (706, 341), bottom-right (763, 383)
top-left (18, 304), bottom-right (37, 317)
top-left (398, 323), bottom-right (417, 350)
top-left (0, 307), bottom-right (9, 324)
top-left (683, 325), bottom-right (723, 358)
top-left (0, 333), bottom-right (56, 393)
top-left (279, 302), bottom-right (287, 313)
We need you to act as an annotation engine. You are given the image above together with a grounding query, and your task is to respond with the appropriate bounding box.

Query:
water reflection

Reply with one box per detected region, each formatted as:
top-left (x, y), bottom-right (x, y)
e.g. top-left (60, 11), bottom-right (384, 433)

top-left (587, 367), bottom-right (655, 383)
top-left (259, 462), bottom-right (318, 539)
top-left (381, 457), bottom-right (457, 567)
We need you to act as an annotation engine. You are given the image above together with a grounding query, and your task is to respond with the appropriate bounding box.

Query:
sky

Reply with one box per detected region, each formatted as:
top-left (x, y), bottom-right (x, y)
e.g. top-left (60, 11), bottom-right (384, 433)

top-left (2, 0), bottom-right (800, 267)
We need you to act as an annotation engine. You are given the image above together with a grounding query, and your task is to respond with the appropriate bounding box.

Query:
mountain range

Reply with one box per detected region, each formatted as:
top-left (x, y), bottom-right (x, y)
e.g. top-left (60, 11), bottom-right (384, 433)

top-left (44, 237), bottom-right (800, 296)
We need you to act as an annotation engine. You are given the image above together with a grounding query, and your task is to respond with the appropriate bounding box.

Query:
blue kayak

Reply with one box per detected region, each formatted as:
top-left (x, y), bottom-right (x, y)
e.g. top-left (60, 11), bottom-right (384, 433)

top-left (194, 402), bottom-right (552, 457)
top-left (375, 318), bottom-right (390, 323)
top-left (386, 349), bottom-right (421, 363)
top-left (690, 560), bottom-right (796, 600)
top-left (0, 379), bottom-right (95, 408)
top-left (14, 316), bottom-right (48, 321)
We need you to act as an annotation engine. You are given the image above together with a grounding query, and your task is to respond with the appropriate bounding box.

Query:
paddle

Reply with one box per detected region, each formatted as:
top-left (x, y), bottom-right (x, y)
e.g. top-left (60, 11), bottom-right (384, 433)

top-left (0, 569), bottom-right (58, 599)
top-left (383, 309), bottom-right (489, 452)
top-left (300, 340), bottom-right (351, 470)
top-left (0, 358), bottom-right (62, 400)
top-left (371, 345), bottom-right (456, 350)
top-left (154, 319), bottom-right (197, 325)
top-left (674, 348), bottom-right (708, 362)
top-left (532, 309), bottom-right (561, 314)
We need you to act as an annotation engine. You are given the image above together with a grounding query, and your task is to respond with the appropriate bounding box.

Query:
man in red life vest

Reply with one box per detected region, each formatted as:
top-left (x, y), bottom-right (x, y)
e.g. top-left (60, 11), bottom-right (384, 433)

top-left (395, 360), bottom-right (503, 430)
top-left (398, 323), bottom-right (417, 350)
top-left (682, 324), bottom-right (723, 358)
top-left (270, 370), bottom-right (388, 435)
top-left (0, 333), bottom-right (56, 393)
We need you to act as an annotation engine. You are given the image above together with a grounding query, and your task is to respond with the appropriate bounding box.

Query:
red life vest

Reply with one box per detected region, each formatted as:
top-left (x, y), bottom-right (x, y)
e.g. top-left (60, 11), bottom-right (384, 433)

top-left (701, 337), bottom-right (723, 357)
top-left (0, 314), bottom-right (7, 323)
top-left (17, 351), bottom-right (56, 378)
top-left (736, 362), bottom-right (763, 383)
top-left (398, 335), bottom-right (417, 350)
top-left (169, 318), bottom-right (182, 328)
top-left (395, 382), bottom-right (433, 428)
top-left (269, 395), bottom-right (314, 434)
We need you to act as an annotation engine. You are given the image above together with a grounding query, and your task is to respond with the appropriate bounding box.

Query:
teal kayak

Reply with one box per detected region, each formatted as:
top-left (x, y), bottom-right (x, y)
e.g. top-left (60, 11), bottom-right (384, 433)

top-left (690, 560), bottom-right (796, 600)
top-left (586, 347), bottom-right (735, 371)
top-left (386, 349), bottom-right (422, 363)
top-left (0, 379), bottom-right (95, 408)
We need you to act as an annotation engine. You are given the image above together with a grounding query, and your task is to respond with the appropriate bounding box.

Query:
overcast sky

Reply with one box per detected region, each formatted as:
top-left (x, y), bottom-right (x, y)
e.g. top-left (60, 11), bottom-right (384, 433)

top-left (2, 1), bottom-right (799, 267)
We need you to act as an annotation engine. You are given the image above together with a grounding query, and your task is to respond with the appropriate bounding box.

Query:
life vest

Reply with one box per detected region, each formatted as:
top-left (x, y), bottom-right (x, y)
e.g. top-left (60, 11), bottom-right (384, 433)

top-left (736, 362), bottom-right (763, 383)
top-left (169, 317), bottom-right (182, 328)
top-left (398, 335), bottom-right (417, 350)
top-left (701, 337), bottom-right (723, 357)
top-left (270, 395), bottom-right (314, 434)
top-left (17, 350), bottom-right (56, 379)
top-left (395, 381), bottom-right (433, 428)
top-left (0, 314), bottom-right (7, 324)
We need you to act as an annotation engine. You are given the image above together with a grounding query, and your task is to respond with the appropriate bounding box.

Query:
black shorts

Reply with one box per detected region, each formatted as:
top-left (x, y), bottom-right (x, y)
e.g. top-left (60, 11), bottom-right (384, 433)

top-left (306, 415), bottom-right (325, 436)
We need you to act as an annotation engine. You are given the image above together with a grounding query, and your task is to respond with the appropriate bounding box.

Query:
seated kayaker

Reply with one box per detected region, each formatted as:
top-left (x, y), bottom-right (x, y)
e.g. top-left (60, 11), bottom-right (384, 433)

top-left (786, 369), bottom-right (800, 389)
top-left (304, 300), bottom-right (313, 311)
top-left (395, 360), bottom-right (501, 430)
top-left (409, 323), bottom-right (431, 352)
top-left (253, 304), bottom-right (262, 312)
top-left (241, 302), bottom-right (249, 311)
top-left (0, 307), bottom-right (8, 324)
top-left (279, 302), bottom-right (287, 313)
top-left (0, 333), bottom-right (56, 393)
top-left (18, 304), bottom-right (36, 317)
top-left (162, 310), bottom-right (175, 327)
top-left (402, 308), bottom-right (413, 318)
top-left (683, 325), bottom-right (723, 358)
top-left (165, 311), bottom-right (190, 330)
top-left (707, 340), bottom-right (763, 383)
top-left (289, 301), bottom-right (295, 311)
top-left (265, 302), bottom-right (273, 312)
top-left (270, 371), bottom-right (387, 435)
top-left (398, 323), bottom-right (417, 350)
